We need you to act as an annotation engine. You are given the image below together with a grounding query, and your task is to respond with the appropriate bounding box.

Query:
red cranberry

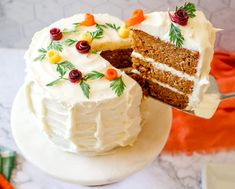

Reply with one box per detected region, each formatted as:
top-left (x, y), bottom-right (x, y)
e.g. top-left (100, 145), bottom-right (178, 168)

top-left (169, 9), bottom-right (189, 26)
top-left (50, 28), bottom-right (63, 40)
top-left (69, 69), bottom-right (82, 83)
top-left (76, 40), bottom-right (91, 54)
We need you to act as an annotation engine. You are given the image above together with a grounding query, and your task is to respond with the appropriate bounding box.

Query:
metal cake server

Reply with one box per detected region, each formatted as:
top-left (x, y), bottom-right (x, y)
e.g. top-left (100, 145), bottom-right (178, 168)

top-left (184, 75), bottom-right (235, 119)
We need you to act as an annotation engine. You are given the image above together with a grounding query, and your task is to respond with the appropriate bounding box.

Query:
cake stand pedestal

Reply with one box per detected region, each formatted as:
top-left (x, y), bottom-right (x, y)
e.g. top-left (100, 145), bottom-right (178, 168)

top-left (11, 87), bottom-right (172, 186)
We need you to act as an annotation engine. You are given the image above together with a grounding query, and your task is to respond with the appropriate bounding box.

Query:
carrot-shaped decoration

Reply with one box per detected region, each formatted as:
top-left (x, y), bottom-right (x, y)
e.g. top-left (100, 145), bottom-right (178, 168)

top-left (0, 174), bottom-right (14, 189)
top-left (80, 13), bottom-right (96, 26)
top-left (125, 9), bottom-right (145, 27)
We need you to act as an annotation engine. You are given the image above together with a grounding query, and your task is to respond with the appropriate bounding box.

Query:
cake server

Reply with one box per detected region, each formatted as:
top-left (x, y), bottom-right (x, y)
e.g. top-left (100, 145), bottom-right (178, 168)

top-left (184, 75), bottom-right (235, 119)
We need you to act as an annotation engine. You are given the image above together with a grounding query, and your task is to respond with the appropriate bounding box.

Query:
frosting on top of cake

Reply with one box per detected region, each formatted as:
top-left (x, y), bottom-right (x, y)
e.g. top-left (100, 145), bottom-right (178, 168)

top-left (24, 13), bottom-right (143, 155)
top-left (25, 13), bottom-right (138, 105)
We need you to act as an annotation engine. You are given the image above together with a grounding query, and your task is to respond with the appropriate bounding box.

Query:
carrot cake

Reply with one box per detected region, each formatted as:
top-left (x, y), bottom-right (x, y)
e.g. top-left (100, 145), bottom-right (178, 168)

top-left (24, 13), bottom-right (142, 155)
top-left (127, 3), bottom-right (216, 110)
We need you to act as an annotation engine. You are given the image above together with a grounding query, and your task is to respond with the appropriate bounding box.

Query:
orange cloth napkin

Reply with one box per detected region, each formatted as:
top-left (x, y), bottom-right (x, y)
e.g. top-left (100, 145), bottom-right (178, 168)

top-left (162, 51), bottom-right (235, 155)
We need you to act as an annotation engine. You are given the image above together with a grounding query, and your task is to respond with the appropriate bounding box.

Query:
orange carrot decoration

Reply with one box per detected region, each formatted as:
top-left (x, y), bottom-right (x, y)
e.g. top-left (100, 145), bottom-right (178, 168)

top-left (105, 68), bottom-right (118, 81)
top-left (125, 9), bottom-right (145, 27)
top-left (80, 13), bottom-right (96, 26)
top-left (0, 174), bottom-right (14, 189)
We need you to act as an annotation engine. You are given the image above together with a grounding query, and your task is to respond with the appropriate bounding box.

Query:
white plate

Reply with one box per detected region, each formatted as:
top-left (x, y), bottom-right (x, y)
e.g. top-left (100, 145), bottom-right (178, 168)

top-left (202, 163), bottom-right (235, 189)
top-left (11, 87), bottom-right (172, 186)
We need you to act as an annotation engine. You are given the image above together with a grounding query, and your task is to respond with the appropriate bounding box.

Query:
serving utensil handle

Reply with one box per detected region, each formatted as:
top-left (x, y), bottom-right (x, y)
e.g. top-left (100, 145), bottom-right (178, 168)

top-left (221, 92), bottom-right (235, 100)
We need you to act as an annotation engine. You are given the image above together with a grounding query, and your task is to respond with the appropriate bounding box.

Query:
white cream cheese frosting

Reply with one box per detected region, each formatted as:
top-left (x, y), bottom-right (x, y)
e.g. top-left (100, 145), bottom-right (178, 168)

top-left (24, 13), bottom-right (142, 155)
top-left (131, 11), bottom-right (216, 110)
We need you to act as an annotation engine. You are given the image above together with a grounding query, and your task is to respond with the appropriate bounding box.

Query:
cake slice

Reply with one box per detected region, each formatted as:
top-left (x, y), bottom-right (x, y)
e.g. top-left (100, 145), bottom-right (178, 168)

top-left (126, 3), bottom-right (216, 110)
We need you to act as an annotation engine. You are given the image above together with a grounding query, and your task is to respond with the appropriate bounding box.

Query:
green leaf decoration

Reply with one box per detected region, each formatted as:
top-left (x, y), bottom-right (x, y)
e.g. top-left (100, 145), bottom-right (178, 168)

top-left (96, 23), bottom-right (108, 30)
top-left (169, 23), bottom-right (184, 48)
top-left (47, 41), bottom-right (63, 52)
top-left (63, 38), bottom-right (77, 46)
top-left (34, 48), bottom-right (47, 61)
top-left (73, 22), bottom-right (80, 29)
top-left (105, 23), bottom-right (120, 32)
top-left (47, 61), bottom-right (74, 87)
top-left (83, 71), bottom-right (104, 81)
top-left (56, 61), bottom-right (75, 77)
top-left (91, 49), bottom-right (98, 54)
top-left (176, 2), bottom-right (196, 18)
top-left (88, 23), bottom-right (105, 40)
top-left (62, 28), bottom-right (76, 34)
top-left (110, 76), bottom-right (126, 97)
top-left (80, 80), bottom-right (90, 98)
top-left (46, 78), bottom-right (61, 86)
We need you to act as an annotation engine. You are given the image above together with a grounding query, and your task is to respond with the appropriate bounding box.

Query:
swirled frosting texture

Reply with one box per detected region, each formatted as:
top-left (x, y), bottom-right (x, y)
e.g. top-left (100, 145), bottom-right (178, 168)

top-left (24, 14), bottom-right (142, 155)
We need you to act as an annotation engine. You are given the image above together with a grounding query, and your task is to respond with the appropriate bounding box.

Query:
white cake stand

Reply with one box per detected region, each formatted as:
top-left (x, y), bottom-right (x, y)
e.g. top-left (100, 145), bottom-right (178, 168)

top-left (11, 87), bottom-right (172, 186)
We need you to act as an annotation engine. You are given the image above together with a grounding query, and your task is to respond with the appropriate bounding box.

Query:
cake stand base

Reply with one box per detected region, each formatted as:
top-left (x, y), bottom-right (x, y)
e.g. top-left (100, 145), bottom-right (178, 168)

top-left (11, 87), bottom-right (172, 186)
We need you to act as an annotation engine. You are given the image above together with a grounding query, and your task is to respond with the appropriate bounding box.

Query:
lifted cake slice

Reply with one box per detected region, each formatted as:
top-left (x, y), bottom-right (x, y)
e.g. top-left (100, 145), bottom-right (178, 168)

top-left (127, 4), bottom-right (216, 110)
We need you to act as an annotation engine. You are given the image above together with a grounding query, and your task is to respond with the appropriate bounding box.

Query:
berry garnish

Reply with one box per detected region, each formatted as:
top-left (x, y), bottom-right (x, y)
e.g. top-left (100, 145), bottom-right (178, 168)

top-left (169, 9), bottom-right (189, 26)
top-left (69, 69), bottom-right (82, 83)
top-left (76, 40), bottom-right (91, 54)
top-left (50, 28), bottom-right (63, 40)
top-left (105, 68), bottom-right (118, 81)
top-left (80, 13), bottom-right (96, 26)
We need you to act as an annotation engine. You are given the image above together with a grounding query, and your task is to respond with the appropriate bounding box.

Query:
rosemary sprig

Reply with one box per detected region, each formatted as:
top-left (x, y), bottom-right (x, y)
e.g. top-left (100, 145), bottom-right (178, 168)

top-left (80, 79), bottom-right (90, 98)
top-left (105, 23), bottom-right (120, 32)
top-left (63, 38), bottom-right (78, 46)
top-left (110, 76), bottom-right (126, 97)
top-left (83, 71), bottom-right (104, 81)
top-left (176, 2), bottom-right (196, 18)
top-left (34, 48), bottom-right (47, 61)
top-left (46, 61), bottom-right (75, 86)
top-left (47, 41), bottom-right (63, 52)
top-left (169, 23), bottom-right (184, 48)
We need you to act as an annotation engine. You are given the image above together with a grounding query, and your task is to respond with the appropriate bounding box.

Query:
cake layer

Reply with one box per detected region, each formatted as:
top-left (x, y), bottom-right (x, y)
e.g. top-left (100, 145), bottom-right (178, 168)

top-left (148, 80), bottom-right (189, 109)
top-left (131, 29), bottom-right (199, 75)
top-left (127, 73), bottom-right (188, 109)
top-left (100, 48), bottom-right (133, 68)
top-left (132, 57), bottom-right (194, 94)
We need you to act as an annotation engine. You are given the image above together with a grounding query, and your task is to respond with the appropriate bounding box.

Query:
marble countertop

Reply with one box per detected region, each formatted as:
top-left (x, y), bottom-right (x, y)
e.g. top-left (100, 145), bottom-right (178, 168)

top-left (1, 48), bottom-right (235, 189)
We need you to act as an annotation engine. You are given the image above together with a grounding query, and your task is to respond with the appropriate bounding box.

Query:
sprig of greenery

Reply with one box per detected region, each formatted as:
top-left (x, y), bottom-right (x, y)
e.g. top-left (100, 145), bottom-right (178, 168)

top-left (56, 61), bottom-right (75, 76)
top-left (80, 80), bottom-right (90, 98)
top-left (91, 49), bottom-right (98, 54)
top-left (105, 23), bottom-right (120, 32)
top-left (176, 2), bottom-right (196, 18)
top-left (34, 48), bottom-right (47, 61)
top-left (62, 22), bottom-right (80, 34)
top-left (46, 61), bottom-right (75, 86)
top-left (63, 38), bottom-right (77, 46)
top-left (88, 23), bottom-right (105, 40)
top-left (62, 28), bottom-right (77, 34)
top-left (46, 78), bottom-right (67, 86)
top-left (110, 76), bottom-right (126, 96)
top-left (83, 71), bottom-right (104, 81)
top-left (47, 41), bottom-right (63, 52)
top-left (169, 23), bottom-right (184, 48)
top-left (96, 23), bottom-right (107, 30)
